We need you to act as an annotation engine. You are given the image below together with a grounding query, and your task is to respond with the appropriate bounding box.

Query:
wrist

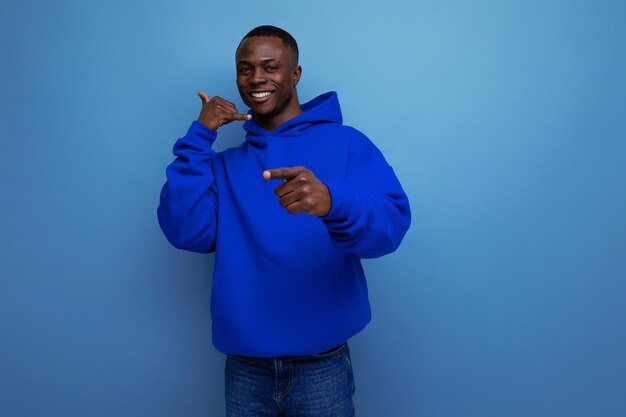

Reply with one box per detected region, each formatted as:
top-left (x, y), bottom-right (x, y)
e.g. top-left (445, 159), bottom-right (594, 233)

top-left (197, 118), bottom-right (219, 131)
top-left (189, 120), bottom-right (218, 143)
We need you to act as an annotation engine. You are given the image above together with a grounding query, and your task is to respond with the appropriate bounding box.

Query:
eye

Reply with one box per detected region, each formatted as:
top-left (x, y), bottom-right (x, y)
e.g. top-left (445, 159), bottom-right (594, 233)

top-left (238, 67), bottom-right (250, 74)
top-left (265, 66), bottom-right (277, 72)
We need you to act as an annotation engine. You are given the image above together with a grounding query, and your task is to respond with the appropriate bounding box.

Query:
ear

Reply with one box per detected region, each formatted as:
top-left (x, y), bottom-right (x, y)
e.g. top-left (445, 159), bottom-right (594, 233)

top-left (293, 65), bottom-right (302, 87)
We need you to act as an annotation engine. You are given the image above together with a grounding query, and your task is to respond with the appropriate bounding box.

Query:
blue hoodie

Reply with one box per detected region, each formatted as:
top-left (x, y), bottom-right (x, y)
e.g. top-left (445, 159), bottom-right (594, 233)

top-left (158, 92), bottom-right (410, 357)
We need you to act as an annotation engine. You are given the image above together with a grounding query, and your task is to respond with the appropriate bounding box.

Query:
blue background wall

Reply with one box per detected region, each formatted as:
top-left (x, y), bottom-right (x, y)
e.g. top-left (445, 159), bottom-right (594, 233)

top-left (1, 1), bottom-right (625, 416)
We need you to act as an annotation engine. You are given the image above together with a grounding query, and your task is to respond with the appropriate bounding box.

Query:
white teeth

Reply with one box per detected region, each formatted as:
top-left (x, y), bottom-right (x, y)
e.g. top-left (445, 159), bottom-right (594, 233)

top-left (251, 91), bottom-right (272, 98)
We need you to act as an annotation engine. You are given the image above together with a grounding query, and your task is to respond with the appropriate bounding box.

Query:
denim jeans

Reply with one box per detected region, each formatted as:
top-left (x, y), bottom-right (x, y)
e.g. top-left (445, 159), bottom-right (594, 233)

top-left (225, 343), bottom-right (356, 416)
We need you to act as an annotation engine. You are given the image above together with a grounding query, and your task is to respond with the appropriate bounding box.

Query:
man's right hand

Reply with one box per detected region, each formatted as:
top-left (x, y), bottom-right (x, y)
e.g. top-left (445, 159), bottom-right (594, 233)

top-left (196, 91), bottom-right (251, 131)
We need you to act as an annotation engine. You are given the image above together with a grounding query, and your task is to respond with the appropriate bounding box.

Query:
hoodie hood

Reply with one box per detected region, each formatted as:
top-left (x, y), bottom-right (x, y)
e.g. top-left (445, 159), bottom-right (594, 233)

top-left (243, 91), bottom-right (343, 143)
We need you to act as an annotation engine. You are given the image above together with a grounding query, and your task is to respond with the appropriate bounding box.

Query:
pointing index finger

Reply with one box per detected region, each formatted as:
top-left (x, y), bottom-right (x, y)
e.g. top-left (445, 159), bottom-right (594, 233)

top-left (263, 167), bottom-right (303, 181)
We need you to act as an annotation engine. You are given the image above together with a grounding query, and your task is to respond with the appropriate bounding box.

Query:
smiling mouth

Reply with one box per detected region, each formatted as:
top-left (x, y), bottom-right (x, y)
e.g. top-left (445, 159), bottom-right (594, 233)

top-left (250, 91), bottom-right (274, 99)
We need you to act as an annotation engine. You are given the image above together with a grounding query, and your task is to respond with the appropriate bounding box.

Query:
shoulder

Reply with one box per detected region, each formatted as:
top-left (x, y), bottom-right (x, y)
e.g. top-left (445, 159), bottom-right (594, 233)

top-left (332, 126), bottom-right (390, 170)
top-left (314, 123), bottom-right (372, 145)
top-left (334, 125), bottom-right (384, 158)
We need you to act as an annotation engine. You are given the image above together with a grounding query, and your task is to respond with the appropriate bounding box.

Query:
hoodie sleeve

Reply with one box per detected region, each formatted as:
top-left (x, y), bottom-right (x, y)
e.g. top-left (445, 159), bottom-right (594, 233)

top-left (321, 129), bottom-right (411, 259)
top-left (157, 121), bottom-right (219, 253)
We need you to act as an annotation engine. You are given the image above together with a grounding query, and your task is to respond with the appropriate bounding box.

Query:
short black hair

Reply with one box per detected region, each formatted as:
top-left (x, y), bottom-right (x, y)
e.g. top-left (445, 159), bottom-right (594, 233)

top-left (238, 25), bottom-right (299, 64)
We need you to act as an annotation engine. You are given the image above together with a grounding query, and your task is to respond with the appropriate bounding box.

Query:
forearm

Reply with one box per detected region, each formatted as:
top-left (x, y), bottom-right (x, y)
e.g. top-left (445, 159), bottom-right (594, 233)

top-left (157, 121), bottom-right (219, 253)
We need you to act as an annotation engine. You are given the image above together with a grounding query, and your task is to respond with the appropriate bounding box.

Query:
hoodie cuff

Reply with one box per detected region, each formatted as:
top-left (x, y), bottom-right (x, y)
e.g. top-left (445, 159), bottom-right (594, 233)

top-left (322, 182), bottom-right (358, 222)
top-left (187, 120), bottom-right (218, 145)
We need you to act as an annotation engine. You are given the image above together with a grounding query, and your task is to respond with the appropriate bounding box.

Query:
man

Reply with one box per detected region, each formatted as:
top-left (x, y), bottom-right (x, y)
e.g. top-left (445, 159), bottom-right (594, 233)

top-left (158, 25), bottom-right (410, 416)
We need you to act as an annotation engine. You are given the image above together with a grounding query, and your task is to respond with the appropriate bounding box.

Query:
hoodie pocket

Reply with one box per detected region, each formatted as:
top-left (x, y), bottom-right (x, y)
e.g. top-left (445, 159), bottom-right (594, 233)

top-left (210, 271), bottom-right (351, 354)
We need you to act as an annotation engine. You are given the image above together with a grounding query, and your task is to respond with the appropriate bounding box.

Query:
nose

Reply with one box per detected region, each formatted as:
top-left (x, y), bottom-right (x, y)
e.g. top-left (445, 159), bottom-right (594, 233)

top-left (250, 67), bottom-right (266, 84)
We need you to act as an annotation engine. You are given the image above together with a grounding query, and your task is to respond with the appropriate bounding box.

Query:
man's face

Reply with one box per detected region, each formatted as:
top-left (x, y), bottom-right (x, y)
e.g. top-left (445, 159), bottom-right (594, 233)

top-left (236, 36), bottom-right (301, 128)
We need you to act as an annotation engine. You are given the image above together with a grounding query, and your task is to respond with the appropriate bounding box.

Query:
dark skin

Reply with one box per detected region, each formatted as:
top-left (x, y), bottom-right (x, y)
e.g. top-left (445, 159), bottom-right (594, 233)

top-left (235, 36), bottom-right (302, 132)
top-left (262, 166), bottom-right (331, 217)
top-left (196, 36), bottom-right (331, 217)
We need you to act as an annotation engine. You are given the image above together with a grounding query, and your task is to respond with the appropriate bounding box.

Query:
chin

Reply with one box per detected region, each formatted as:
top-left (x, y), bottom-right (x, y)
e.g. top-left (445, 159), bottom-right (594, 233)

top-left (251, 104), bottom-right (277, 117)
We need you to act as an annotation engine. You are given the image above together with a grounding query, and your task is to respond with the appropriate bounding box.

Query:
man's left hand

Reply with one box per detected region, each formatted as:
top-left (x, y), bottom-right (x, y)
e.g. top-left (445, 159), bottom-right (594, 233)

top-left (263, 166), bottom-right (331, 217)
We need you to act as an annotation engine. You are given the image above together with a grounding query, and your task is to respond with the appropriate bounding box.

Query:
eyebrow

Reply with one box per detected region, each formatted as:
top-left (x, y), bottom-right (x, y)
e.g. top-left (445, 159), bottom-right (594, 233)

top-left (237, 58), bottom-right (281, 65)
